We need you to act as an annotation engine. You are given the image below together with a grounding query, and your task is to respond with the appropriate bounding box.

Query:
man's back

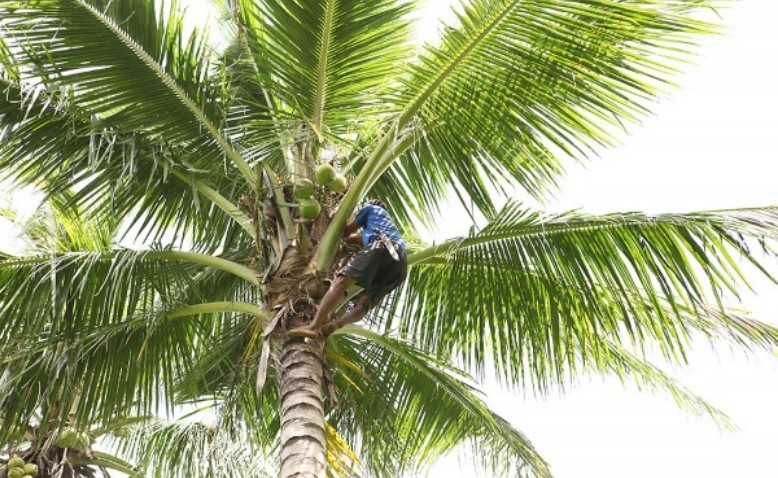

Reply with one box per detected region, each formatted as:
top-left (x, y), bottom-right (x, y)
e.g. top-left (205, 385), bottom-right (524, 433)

top-left (354, 204), bottom-right (406, 251)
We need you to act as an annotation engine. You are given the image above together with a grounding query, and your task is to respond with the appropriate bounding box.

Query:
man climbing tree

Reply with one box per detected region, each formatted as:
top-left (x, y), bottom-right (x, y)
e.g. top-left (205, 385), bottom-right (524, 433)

top-left (291, 199), bottom-right (407, 338)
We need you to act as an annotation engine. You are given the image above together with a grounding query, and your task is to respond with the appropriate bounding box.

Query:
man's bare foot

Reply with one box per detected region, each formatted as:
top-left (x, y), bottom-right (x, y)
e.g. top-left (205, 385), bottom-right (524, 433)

top-left (287, 326), bottom-right (320, 339)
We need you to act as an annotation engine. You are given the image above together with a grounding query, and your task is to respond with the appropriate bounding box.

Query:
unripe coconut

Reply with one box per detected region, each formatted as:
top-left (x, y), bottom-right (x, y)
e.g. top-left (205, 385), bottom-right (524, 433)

top-left (314, 163), bottom-right (337, 186)
top-left (22, 475), bottom-right (34, 478)
top-left (293, 178), bottom-right (315, 199)
top-left (328, 174), bottom-right (348, 192)
top-left (298, 198), bottom-right (321, 219)
top-left (73, 432), bottom-right (91, 451)
top-left (8, 457), bottom-right (25, 469)
top-left (56, 428), bottom-right (76, 448)
top-left (8, 468), bottom-right (25, 478)
top-left (23, 463), bottom-right (38, 477)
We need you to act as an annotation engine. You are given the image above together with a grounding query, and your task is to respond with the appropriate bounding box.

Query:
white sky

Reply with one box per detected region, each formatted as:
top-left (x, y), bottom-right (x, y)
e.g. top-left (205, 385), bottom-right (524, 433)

top-left (2, 1), bottom-right (778, 477)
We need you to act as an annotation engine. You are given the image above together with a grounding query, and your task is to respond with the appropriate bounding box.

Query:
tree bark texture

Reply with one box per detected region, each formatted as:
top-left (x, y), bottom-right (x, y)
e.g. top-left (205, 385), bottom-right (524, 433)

top-left (279, 336), bottom-right (327, 478)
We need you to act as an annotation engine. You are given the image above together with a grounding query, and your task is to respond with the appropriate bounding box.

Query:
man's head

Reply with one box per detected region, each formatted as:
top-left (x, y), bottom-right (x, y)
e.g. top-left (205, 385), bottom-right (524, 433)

top-left (368, 199), bottom-right (387, 210)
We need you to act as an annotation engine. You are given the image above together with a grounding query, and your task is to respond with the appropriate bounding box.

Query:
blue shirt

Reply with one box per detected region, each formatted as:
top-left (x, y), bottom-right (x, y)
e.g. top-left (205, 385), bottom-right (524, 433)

top-left (354, 204), bottom-right (406, 252)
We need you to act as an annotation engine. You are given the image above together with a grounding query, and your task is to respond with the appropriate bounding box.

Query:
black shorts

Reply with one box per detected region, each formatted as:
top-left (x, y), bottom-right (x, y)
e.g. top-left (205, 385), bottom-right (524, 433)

top-left (340, 244), bottom-right (407, 304)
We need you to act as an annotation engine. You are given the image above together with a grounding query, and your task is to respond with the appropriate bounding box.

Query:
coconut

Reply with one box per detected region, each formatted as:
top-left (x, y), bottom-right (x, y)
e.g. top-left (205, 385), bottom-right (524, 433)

top-left (8, 457), bottom-right (25, 469)
top-left (299, 198), bottom-right (321, 219)
top-left (22, 475), bottom-right (34, 478)
top-left (23, 463), bottom-right (38, 477)
top-left (293, 178), bottom-right (315, 199)
top-left (328, 174), bottom-right (348, 192)
top-left (314, 163), bottom-right (337, 186)
top-left (56, 428), bottom-right (76, 448)
top-left (8, 468), bottom-right (25, 478)
top-left (73, 432), bottom-right (91, 451)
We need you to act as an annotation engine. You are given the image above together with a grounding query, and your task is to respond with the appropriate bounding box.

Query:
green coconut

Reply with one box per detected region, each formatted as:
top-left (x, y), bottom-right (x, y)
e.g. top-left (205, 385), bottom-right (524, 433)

top-left (314, 163), bottom-right (337, 186)
top-left (8, 468), bottom-right (25, 478)
top-left (73, 432), bottom-right (91, 451)
top-left (299, 198), bottom-right (321, 219)
top-left (56, 428), bottom-right (76, 448)
top-left (23, 463), bottom-right (38, 477)
top-left (328, 174), bottom-right (348, 192)
top-left (22, 475), bottom-right (34, 478)
top-left (293, 178), bottom-right (315, 199)
top-left (8, 457), bottom-right (25, 469)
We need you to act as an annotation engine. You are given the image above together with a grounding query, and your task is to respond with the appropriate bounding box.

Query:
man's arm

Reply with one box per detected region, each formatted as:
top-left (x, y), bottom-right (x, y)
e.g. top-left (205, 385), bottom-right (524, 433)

top-left (343, 220), bottom-right (362, 245)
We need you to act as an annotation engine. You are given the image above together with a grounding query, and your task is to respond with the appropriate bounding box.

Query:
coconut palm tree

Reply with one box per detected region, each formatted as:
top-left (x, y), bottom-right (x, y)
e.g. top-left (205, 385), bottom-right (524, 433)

top-left (2, 0), bottom-right (778, 477)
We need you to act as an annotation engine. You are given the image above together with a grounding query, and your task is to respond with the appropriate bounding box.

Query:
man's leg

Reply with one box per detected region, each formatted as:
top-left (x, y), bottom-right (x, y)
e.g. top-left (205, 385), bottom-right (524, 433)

top-left (322, 294), bottom-right (373, 337)
top-left (288, 275), bottom-right (354, 337)
top-left (322, 251), bottom-right (406, 337)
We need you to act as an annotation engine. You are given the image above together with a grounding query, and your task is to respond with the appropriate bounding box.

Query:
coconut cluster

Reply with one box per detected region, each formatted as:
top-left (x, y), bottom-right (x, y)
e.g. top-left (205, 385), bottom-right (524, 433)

top-left (1, 456), bottom-right (38, 478)
top-left (292, 164), bottom-right (348, 219)
top-left (55, 427), bottom-right (90, 451)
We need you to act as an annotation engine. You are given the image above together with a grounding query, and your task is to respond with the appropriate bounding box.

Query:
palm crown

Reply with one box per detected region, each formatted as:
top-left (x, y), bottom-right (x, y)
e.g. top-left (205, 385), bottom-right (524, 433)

top-left (2, 0), bottom-right (778, 477)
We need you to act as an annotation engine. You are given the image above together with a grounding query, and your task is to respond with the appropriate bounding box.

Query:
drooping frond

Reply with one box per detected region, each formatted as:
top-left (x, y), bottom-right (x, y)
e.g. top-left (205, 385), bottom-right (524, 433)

top-left (0, 247), bottom-right (263, 434)
top-left (0, 0), bottom-right (256, 186)
top-left (381, 203), bottom-right (778, 387)
top-left (595, 340), bottom-right (735, 429)
top-left (110, 418), bottom-right (275, 478)
top-left (0, 41), bottom-right (255, 250)
top-left (326, 327), bottom-right (552, 478)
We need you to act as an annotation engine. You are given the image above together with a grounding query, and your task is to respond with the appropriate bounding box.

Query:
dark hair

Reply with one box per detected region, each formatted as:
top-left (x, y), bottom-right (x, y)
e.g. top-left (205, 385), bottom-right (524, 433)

top-left (368, 199), bottom-right (387, 210)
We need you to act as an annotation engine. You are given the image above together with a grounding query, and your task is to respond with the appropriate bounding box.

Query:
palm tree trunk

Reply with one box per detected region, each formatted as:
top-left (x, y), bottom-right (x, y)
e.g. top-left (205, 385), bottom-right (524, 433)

top-left (279, 335), bottom-right (327, 478)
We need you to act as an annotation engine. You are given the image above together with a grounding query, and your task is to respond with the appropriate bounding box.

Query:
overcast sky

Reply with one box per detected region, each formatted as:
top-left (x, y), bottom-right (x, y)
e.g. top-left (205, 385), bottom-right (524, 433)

top-left (2, 1), bottom-right (777, 477)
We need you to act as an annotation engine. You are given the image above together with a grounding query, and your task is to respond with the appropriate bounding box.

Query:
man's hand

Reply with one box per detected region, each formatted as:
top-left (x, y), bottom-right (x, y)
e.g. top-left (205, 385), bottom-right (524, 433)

top-left (342, 220), bottom-right (362, 246)
top-left (344, 233), bottom-right (363, 246)
top-left (343, 220), bottom-right (359, 237)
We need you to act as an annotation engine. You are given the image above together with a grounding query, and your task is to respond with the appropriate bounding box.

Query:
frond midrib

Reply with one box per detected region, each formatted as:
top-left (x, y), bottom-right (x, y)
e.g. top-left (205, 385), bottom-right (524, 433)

top-left (398, 0), bottom-right (521, 127)
top-left (0, 250), bottom-right (259, 285)
top-left (407, 208), bottom-right (778, 265)
top-left (76, 0), bottom-right (257, 187)
top-left (312, 0), bottom-right (338, 131)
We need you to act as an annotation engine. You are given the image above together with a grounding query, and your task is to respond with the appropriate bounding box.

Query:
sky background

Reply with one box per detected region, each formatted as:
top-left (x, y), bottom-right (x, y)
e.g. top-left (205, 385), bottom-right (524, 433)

top-left (2, 1), bottom-right (778, 477)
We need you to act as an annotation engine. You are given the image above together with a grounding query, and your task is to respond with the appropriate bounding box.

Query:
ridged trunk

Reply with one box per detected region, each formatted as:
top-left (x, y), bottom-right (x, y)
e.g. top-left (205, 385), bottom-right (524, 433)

top-left (279, 334), bottom-right (327, 478)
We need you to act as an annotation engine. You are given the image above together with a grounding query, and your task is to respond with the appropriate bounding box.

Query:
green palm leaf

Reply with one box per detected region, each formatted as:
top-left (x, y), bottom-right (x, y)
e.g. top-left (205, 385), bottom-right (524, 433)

top-left (388, 0), bottom-right (714, 215)
top-left (327, 327), bottom-right (552, 478)
top-left (111, 418), bottom-right (276, 478)
top-left (237, 0), bottom-right (414, 138)
top-left (378, 203), bottom-right (778, 385)
top-left (0, 53), bottom-right (256, 249)
top-left (0, 0), bottom-right (257, 186)
top-left (319, 0), bottom-right (718, 261)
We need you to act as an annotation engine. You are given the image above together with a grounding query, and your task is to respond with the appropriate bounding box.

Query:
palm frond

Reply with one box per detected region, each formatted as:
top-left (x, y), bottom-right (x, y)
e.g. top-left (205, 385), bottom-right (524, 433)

top-left (378, 203), bottom-right (778, 386)
top-left (111, 418), bottom-right (275, 478)
top-left (0, 59), bottom-right (256, 250)
top-left (402, 0), bottom-right (714, 207)
top-left (0, 249), bottom-right (257, 328)
top-left (0, 299), bottom-right (265, 437)
top-left (339, 0), bottom-right (719, 231)
top-left (327, 327), bottom-right (552, 478)
top-left (596, 341), bottom-right (734, 429)
top-left (237, 0), bottom-right (414, 139)
top-left (0, 0), bottom-right (257, 186)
